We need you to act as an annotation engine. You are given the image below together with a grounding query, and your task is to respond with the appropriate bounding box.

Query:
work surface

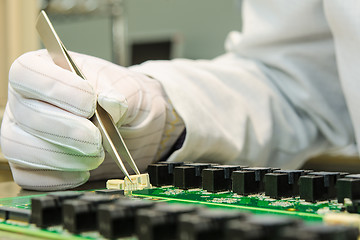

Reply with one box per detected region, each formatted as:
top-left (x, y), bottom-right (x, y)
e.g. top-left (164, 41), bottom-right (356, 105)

top-left (0, 180), bottom-right (107, 198)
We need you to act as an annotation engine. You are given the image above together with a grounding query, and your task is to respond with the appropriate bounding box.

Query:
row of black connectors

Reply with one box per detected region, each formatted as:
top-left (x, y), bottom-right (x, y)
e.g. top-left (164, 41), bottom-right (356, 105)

top-left (147, 162), bottom-right (360, 204)
top-left (29, 190), bottom-right (358, 240)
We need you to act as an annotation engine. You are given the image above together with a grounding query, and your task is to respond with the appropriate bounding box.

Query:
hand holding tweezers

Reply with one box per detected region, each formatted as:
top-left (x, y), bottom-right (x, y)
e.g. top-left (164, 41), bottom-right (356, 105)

top-left (35, 10), bottom-right (140, 181)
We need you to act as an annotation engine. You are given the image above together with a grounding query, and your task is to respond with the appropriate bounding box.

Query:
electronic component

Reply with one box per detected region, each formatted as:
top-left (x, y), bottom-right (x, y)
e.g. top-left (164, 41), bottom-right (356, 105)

top-left (147, 162), bottom-right (184, 186)
top-left (98, 199), bottom-right (155, 239)
top-left (225, 220), bottom-right (264, 240)
top-left (299, 172), bottom-right (345, 202)
top-left (62, 194), bottom-right (116, 233)
top-left (346, 200), bottom-right (360, 213)
top-left (125, 174), bottom-right (152, 191)
top-left (225, 215), bottom-right (300, 240)
top-left (31, 191), bottom-right (83, 228)
top-left (232, 170), bottom-right (258, 195)
top-left (323, 212), bottom-right (360, 228)
top-left (173, 165), bottom-right (199, 189)
top-left (336, 174), bottom-right (360, 203)
top-left (136, 204), bottom-right (198, 240)
top-left (202, 165), bottom-right (241, 193)
top-left (107, 173), bottom-right (152, 191)
top-left (173, 163), bottom-right (214, 189)
top-left (177, 208), bottom-right (248, 240)
top-left (282, 224), bottom-right (359, 240)
top-left (0, 206), bottom-right (31, 223)
top-left (264, 170), bottom-right (305, 199)
top-left (95, 189), bottom-right (125, 195)
top-left (232, 167), bottom-right (274, 195)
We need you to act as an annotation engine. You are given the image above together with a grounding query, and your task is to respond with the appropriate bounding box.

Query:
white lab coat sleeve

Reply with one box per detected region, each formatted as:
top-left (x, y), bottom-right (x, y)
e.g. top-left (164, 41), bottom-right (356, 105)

top-left (323, 0), bottom-right (360, 156)
top-left (130, 0), bottom-right (356, 169)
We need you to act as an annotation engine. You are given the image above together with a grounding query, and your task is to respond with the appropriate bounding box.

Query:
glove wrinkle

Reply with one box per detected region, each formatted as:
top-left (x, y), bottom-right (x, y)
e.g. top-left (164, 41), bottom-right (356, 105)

top-left (10, 81), bottom-right (94, 116)
top-left (2, 135), bottom-right (104, 167)
top-left (7, 87), bottom-right (102, 153)
top-left (9, 51), bottom-right (97, 118)
top-left (16, 59), bottom-right (95, 95)
top-left (13, 121), bottom-right (98, 146)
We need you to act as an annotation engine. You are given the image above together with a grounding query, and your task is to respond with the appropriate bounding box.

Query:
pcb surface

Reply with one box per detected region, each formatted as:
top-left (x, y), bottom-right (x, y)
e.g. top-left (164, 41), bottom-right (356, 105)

top-left (0, 186), bottom-right (351, 239)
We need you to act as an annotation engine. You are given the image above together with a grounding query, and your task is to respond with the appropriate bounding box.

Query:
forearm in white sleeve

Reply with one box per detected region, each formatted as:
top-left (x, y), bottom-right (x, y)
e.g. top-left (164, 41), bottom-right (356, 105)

top-left (131, 0), bottom-right (356, 169)
top-left (323, 0), bottom-right (360, 155)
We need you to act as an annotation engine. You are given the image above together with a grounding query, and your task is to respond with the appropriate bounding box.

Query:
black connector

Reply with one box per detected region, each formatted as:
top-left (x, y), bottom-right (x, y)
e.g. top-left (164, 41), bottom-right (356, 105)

top-left (174, 166), bottom-right (198, 189)
top-left (178, 208), bottom-right (248, 240)
top-left (265, 170), bottom-right (305, 199)
top-left (232, 167), bottom-right (273, 195)
top-left (337, 174), bottom-right (360, 203)
top-left (296, 224), bottom-right (359, 240)
top-left (148, 162), bottom-right (184, 186)
top-left (31, 191), bottom-right (83, 228)
top-left (264, 173), bottom-right (289, 199)
top-left (299, 172), bottom-right (345, 202)
top-left (346, 200), bottom-right (360, 213)
top-left (225, 220), bottom-right (263, 240)
top-left (136, 204), bottom-right (198, 240)
top-left (247, 215), bottom-right (301, 237)
top-left (202, 165), bottom-right (241, 192)
top-left (174, 163), bottom-right (213, 189)
top-left (225, 215), bottom-right (300, 240)
top-left (62, 194), bottom-right (116, 233)
top-left (98, 199), bottom-right (155, 239)
top-left (0, 206), bottom-right (31, 223)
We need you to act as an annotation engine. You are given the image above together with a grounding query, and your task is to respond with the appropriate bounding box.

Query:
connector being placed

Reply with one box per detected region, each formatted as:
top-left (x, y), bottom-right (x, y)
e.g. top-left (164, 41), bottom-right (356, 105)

top-left (107, 173), bottom-right (152, 191)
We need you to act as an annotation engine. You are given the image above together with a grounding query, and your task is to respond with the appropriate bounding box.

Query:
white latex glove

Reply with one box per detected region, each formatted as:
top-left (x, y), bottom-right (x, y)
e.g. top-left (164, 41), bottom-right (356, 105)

top-left (0, 50), bottom-right (184, 191)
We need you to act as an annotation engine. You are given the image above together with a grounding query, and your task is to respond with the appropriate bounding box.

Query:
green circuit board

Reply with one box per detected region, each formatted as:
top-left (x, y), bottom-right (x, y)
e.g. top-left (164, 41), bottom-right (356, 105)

top-left (0, 186), bottom-right (352, 239)
top-left (131, 187), bottom-right (343, 221)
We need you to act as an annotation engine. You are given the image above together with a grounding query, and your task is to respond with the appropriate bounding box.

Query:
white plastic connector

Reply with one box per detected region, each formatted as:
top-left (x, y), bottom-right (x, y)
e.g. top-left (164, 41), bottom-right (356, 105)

top-left (106, 179), bottom-right (125, 190)
top-left (323, 213), bottom-right (360, 229)
top-left (106, 173), bottom-right (152, 191)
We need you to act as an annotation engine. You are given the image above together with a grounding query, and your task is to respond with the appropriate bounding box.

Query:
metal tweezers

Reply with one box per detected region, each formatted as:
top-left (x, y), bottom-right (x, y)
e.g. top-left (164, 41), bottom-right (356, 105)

top-left (36, 10), bottom-right (140, 181)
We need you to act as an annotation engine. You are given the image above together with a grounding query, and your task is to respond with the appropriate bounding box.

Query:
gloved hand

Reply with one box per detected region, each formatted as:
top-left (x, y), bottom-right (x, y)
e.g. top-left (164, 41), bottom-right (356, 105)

top-left (0, 50), bottom-right (184, 191)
